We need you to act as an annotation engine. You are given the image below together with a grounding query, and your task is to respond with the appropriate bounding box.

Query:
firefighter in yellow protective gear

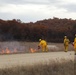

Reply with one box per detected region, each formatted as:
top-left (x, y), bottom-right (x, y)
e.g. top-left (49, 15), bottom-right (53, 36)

top-left (74, 34), bottom-right (76, 55)
top-left (38, 39), bottom-right (48, 52)
top-left (64, 36), bottom-right (70, 52)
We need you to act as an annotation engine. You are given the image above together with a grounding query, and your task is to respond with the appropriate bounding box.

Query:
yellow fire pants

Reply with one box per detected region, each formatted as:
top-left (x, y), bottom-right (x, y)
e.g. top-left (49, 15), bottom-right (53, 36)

top-left (64, 45), bottom-right (68, 52)
top-left (42, 45), bottom-right (48, 52)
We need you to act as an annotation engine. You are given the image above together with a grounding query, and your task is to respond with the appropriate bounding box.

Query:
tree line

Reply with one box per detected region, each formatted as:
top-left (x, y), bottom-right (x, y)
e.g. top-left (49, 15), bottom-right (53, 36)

top-left (0, 17), bottom-right (76, 42)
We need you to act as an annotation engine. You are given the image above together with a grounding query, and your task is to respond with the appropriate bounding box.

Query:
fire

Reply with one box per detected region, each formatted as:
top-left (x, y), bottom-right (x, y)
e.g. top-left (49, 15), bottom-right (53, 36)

top-left (5, 47), bottom-right (10, 54)
top-left (1, 49), bottom-right (5, 54)
top-left (0, 47), bottom-right (18, 54)
top-left (0, 47), bottom-right (38, 54)
top-left (13, 48), bottom-right (17, 53)
top-left (30, 48), bottom-right (37, 53)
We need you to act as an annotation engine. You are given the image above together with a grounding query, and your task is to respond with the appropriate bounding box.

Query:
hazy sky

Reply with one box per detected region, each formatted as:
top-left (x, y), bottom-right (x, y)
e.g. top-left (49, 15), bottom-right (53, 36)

top-left (0, 0), bottom-right (76, 22)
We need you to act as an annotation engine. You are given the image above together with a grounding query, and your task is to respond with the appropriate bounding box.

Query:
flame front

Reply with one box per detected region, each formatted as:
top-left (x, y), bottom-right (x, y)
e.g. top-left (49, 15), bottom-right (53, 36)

top-left (1, 50), bottom-right (5, 54)
top-left (13, 48), bottom-right (17, 53)
top-left (0, 47), bottom-right (37, 54)
top-left (30, 48), bottom-right (37, 53)
top-left (5, 47), bottom-right (10, 54)
top-left (0, 47), bottom-right (18, 54)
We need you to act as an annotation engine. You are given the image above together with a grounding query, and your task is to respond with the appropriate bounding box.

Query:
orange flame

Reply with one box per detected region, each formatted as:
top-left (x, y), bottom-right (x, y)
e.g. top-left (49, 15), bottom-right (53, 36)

top-left (13, 48), bottom-right (17, 53)
top-left (30, 48), bottom-right (36, 53)
top-left (5, 47), bottom-right (10, 54)
top-left (1, 49), bottom-right (5, 54)
top-left (0, 47), bottom-right (18, 54)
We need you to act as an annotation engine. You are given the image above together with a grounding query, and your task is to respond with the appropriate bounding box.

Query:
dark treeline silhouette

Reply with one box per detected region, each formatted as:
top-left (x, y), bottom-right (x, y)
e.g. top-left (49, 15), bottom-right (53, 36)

top-left (0, 17), bottom-right (76, 42)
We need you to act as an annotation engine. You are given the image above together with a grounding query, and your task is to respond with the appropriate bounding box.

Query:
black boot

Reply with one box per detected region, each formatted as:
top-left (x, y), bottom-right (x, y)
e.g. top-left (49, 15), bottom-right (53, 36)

top-left (65, 51), bottom-right (67, 52)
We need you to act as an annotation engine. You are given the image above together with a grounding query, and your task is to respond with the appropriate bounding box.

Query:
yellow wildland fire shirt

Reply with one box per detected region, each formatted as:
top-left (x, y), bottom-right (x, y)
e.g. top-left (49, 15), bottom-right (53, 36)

top-left (39, 40), bottom-right (47, 46)
top-left (64, 38), bottom-right (70, 46)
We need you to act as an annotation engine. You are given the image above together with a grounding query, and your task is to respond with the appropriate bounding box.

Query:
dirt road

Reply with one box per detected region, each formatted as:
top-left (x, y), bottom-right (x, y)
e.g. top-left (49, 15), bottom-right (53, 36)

top-left (0, 51), bottom-right (74, 69)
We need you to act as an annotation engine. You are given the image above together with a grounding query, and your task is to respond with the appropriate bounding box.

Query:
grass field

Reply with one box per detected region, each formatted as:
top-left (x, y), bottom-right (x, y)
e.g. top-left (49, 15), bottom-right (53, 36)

top-left (0, 59), bottom-right (74, 75)
top-left (0, 42), bottom-right (75, 75)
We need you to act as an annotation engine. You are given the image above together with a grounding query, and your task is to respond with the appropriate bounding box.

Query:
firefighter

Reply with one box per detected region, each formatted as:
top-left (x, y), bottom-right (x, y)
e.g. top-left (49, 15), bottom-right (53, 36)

top-left (64, 36), bottom-right (70, 52)
top-left (38, 39), bottom-right (48, 52)
top-left (74, 34), bottom-right (76, 55)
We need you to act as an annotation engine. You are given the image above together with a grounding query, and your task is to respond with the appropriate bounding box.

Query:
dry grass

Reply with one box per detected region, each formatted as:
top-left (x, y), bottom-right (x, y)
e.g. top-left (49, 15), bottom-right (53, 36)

top-left (0, 42), bottom-right (75, 75)
top-left (0, 59), bottom-right (74, 75)
top-left (74, 56), bottom-right (76, 75)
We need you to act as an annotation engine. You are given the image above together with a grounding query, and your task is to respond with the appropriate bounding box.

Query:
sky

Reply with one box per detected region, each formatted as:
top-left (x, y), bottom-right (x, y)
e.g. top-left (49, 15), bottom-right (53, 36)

top-left (0, 0), bottom-right (76, 23)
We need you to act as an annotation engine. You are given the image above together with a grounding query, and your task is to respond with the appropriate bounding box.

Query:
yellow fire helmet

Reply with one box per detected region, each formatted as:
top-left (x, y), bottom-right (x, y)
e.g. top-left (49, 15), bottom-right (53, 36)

top-left (64, 36), bottom-right (67, 38)
top-left (39, 39), bottom-right (41, 41)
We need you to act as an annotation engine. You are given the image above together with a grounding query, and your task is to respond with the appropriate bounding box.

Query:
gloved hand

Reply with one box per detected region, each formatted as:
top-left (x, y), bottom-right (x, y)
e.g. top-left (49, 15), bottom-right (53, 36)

top-left (38, 46), bottom-right (41, 49)
top-left (71, 42), bottom-right (74, 46)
